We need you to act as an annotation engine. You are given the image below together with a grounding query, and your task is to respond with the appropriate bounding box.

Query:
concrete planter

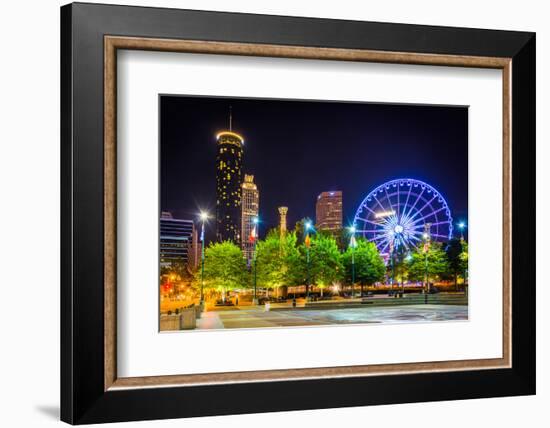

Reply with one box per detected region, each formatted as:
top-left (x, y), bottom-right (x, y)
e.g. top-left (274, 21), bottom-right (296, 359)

top-left (194, 305), bottom-right (202, 319)
top-left (179, 308), bottom-right (196, 330)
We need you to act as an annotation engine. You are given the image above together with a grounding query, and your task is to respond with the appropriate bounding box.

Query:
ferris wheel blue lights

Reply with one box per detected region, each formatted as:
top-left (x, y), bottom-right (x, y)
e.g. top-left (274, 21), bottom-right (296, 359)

top-left (353, 178), bottom-right (453, 255)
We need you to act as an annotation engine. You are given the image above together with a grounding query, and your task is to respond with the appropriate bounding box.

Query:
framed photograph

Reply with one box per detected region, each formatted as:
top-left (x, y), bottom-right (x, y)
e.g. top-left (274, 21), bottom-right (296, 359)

top-left (157, 95), bottom-right (470, 333)
top-left (61, 2), bottom-right (535, 424)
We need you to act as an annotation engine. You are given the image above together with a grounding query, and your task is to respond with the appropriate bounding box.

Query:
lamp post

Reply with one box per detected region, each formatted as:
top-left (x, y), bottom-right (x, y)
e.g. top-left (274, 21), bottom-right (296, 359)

top-left (348, 225), bottom-right (357, 298)
top-left (199, 211), bottom-right (209, 310)
top-left (304, 221), bottom-right (313, 301)
top-left (390, 241), bottom-right (395, 290)
top-left (422, 227), bottom-right (431, 301)
top-left (457, 222), bottom-right (467, 289)
top-left (252, 216), bottom-right (259, 305)
top-left (405, 253), bottom-right (412, 296)
top-left (458, 221), bottom-right (466, 240)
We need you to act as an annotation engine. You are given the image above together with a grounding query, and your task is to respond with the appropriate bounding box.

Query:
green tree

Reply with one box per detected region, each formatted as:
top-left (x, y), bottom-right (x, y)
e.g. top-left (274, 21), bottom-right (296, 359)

top-left (341, 238), bottom-right (386, 295)
top-left (446, 238), bottom-right (464, 290)
top-left (160, 260), bottom-right (188, 279)
top-left (202, 241), bottom-right (248, 301)
top-left (292, 217), bottom-right (313, 245)
top-left (387, 248), bottom-right (410, 287)
top-left (256, 233), bottom-right (285, 296)
top-left (284, 232), bottom-right (307, 287)
top-left (255, 231), bottom-right (303, 297)
top-left (406, 242), bottom-right (449, 286)
top-left (317, 228), bottom-right (345, 251)
top-left (308, 234), bottom-right (343, 296)
top-left (459, 240), bottom-right (468, 286)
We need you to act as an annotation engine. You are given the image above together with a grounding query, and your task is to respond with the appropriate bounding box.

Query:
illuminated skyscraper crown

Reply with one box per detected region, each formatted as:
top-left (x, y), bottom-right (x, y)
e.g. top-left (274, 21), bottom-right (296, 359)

top-left (215, 107), bottom-right (244, 244)
top-left (216, 131), bottom-right (244, 146)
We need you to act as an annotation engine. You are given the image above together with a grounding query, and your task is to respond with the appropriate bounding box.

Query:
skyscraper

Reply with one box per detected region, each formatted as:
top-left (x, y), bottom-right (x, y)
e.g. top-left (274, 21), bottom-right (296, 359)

top-left (160, 211), bottom-right (194, 267)
top-left (215, 113), bottom-right (244, 244)
top-left (241, 174), bottom-right (259, 263)
top-left (316, 191), bottom-right (343, 234)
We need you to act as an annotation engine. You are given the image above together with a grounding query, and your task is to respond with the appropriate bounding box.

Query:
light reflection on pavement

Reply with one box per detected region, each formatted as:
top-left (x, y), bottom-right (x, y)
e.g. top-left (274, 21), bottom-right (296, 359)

top-left (196, 304), bottom-right (468, 330)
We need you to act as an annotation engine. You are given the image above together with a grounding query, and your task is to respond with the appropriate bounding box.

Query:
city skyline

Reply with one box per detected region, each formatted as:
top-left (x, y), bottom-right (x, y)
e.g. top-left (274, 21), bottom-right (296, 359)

top-left (160, 95), bottom-right (468, 244)
top-left (159, 94), bottom-right (470, 331)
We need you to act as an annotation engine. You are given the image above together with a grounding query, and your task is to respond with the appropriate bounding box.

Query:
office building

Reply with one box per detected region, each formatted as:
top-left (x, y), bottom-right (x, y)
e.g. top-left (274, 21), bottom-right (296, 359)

top-left (315, 191), bottom-right (343, 234)
top-left (241, 174), bottom-right (259, 263)
top-left (160, 211), bottom-right (194, 268)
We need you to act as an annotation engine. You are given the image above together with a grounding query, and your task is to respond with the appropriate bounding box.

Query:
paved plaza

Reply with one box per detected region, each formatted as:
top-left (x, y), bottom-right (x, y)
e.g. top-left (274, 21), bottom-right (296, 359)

top-left (196, 304), bottom-right (468, 330)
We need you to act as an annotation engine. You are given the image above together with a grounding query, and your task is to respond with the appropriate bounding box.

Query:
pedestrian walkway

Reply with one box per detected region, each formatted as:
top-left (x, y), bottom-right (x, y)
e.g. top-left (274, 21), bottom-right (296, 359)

top-left (194, 305), bottom-right (468, 330)
top-left (196, 311), bottom-right (225, 329)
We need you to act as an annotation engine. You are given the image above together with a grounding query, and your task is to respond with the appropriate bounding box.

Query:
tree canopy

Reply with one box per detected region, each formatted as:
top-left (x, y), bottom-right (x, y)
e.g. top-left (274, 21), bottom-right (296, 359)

top-left (255, 231), bottom-right (304, 289)
top-left (406, 241), bottom-right (450, 283)
top-left (445, 238), bottom-right (469, 287)
top-left (341, 238), bottom-right (386, 286)
top-left (182, 221), bottom-right (467, 300)
top-left (307, 234), bottom-right (344, 287)
top-left (255, 233), bottom-right (285, 290)
top-left (201, 241), bottom-right (248, 294)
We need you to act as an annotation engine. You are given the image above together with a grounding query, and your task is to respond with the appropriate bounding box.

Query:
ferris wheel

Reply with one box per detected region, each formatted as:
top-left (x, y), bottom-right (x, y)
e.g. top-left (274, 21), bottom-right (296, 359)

top-left (352, 178), bottom-right (453, 255)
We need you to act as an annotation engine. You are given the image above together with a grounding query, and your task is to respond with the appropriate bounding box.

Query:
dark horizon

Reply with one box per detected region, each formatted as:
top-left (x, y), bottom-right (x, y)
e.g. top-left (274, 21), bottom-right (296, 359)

top-left (160, 95), bottom-right (468, 244)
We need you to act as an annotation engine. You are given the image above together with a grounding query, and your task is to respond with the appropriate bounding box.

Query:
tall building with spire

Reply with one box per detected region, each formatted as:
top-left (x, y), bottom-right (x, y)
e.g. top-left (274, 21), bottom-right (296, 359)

top-left (215, 109), bottom-right (244, 244)
top-left (241, 174), bottom-right (259, 263)
top-left (316, 191), bottom-right (343, 235)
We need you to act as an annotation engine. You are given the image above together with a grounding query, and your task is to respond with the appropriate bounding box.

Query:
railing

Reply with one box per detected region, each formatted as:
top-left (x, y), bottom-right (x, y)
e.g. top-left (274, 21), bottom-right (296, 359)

top-left (301, 293), bottom-right (467, 310)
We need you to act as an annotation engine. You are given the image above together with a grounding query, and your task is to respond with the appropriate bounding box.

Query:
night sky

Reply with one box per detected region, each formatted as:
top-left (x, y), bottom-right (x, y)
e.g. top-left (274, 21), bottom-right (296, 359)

top-left (160, 95), bottom-right (468, 243)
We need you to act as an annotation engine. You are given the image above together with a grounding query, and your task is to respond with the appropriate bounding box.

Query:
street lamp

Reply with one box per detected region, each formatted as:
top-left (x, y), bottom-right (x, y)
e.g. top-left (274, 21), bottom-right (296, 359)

top-left (199, 211), bottom-right (209, 309)
top-left (403, 252), bottom-right (413, 295)
top-left (252, 216), bottom-right (259, 305)
top-left (457, 221), bottom-right (467, 288)
top-left (422, 226), bottom-right (431, 300)
top-left (348, 225), bottom-right (357, 299)
top-left (304, 221), bottom-right (313, 301)
top-left (389, 238), bottom-right (395, 290)
top-left (457, 221), bottom-right (466, 240)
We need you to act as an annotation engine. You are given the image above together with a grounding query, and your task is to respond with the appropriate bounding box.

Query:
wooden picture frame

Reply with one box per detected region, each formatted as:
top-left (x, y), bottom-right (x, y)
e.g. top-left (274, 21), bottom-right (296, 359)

top-left (61, 2), bottom-right (535, 424)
